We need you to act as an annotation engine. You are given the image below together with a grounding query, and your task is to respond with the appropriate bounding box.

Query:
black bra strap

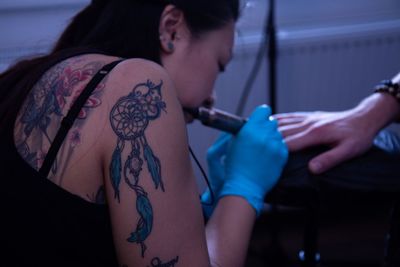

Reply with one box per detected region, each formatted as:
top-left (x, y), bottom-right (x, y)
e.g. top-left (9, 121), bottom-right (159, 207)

top-left (39, 59), bottom-right (124, 177)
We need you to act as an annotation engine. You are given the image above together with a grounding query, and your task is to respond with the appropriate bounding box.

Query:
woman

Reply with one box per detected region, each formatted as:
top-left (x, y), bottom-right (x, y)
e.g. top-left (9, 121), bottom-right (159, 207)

top-left (0, 1), bottom-right (288, 266)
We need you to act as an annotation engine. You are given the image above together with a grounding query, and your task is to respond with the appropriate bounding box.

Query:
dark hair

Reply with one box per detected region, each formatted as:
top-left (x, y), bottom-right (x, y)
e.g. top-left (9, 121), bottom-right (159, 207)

top-left (53, 0), bottom-right (240, 63)
top-left (0, 0), bottom-right (239, 129)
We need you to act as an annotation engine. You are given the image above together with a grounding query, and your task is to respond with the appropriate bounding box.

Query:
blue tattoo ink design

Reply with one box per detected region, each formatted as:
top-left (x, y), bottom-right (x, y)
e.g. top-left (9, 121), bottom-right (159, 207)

top-left (109, 80), bottom-right (166, 257)
top-left (127, 193), bottom-right (153, 255)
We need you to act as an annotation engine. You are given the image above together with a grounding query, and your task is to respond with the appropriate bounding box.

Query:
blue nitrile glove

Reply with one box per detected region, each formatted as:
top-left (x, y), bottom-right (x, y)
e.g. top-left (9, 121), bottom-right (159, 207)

top-left (201, 133), bottom-right (232, 218)
top-left (218, 105), bottom-right (288, 216)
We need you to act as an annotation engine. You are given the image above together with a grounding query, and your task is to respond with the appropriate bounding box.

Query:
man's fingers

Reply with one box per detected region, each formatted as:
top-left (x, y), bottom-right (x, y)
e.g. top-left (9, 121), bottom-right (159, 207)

top-left (308, 143), bottom-right (355, 174)
top-left (273, 112), bottom-right (311, 120)
top-left (279, 123), bottom-right (310, 138)
top-left (276, 117), bottom-right (306, 127)
top-left (284, 129), bottom-right (325, 151)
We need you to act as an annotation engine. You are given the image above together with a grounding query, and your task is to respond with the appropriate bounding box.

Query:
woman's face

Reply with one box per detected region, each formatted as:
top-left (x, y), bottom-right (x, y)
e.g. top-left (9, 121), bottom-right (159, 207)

top-left (161, 20), bottom-right (235, 111)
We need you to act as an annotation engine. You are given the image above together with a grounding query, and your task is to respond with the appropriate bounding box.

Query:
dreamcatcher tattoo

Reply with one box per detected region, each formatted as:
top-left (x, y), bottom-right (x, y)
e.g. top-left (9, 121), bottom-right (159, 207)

top-left (109, 80), bottom-right (166, 257)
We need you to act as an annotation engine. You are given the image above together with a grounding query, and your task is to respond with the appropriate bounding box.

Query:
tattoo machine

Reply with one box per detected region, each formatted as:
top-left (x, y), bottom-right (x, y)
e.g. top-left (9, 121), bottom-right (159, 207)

top-left (183, 107), bottom-right (247, 134)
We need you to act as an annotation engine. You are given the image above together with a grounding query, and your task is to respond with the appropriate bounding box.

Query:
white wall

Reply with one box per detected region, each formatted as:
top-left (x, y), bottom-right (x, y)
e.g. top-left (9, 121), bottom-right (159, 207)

top-left (0, 0), bottom-right (89, 71)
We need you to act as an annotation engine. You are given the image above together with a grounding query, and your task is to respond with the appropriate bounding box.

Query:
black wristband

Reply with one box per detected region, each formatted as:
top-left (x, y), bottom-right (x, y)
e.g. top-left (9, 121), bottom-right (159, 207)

top-left (374, 80), bottom-right (400, 103)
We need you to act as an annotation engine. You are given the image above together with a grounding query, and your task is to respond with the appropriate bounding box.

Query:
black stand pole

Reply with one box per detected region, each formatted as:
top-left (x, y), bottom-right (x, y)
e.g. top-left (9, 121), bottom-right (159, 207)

top-left (265, 1), bottom-right (288, 266)
top-left (267, 0), bottom-right (277, 113)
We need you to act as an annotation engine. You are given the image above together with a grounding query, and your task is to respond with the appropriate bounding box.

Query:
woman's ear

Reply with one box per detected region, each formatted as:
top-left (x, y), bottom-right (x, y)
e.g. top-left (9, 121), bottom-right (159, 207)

top-left (159, 5), bottom-right (186, 53)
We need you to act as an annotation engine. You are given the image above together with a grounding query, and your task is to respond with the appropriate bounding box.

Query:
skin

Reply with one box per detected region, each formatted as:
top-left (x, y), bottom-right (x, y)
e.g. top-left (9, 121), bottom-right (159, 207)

top-left (13, 4), bottom-right (264, 267)
top-left (157, 7), bottom-right (256, 266)
top-left (159, 5), bottom-right (234, 109)
top-left (274, 73), bottom-right (400, 174)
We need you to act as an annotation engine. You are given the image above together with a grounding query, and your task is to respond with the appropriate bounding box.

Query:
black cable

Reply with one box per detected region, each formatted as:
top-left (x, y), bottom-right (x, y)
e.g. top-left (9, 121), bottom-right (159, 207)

top-left (235, 2), bottom-right (270, 116)
top-left (189, 145), bottom-right (215, 206)
top-left (267, 0), bottom-right (277, 113)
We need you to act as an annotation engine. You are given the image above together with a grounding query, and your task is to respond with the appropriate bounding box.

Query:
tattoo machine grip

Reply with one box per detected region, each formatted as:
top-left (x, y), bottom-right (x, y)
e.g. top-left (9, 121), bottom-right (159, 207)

top-left (184, 107), bottom-right (247, 134)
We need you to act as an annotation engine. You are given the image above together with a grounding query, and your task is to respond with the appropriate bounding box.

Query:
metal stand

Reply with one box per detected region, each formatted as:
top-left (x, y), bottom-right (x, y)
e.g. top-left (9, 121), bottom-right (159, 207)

top-left (267, 0), bottom-right (277, 113)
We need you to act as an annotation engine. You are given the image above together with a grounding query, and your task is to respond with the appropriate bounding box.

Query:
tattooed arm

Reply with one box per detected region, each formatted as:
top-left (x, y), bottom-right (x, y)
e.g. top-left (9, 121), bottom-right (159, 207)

top-left (101, 59), bottom-right (209, 266)
top-left (100, 59), bottom-right (260, 267)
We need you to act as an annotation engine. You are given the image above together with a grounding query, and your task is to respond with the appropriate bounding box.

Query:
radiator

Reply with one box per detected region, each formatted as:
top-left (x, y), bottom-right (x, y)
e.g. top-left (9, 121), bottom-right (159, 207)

top-left (276, 20), bottom-right (400, 113)
top-left (213, 19), bottom-right (400, 116)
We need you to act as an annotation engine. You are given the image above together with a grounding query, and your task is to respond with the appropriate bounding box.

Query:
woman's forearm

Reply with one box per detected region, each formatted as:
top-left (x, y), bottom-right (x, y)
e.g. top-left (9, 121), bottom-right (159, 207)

top-left (205, 196), bottom-right (256, 267)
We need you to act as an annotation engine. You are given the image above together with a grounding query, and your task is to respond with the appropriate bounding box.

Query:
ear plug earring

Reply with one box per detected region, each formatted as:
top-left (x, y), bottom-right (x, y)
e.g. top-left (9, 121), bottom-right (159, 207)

top-left (167, 41), bottom-right (174, 52)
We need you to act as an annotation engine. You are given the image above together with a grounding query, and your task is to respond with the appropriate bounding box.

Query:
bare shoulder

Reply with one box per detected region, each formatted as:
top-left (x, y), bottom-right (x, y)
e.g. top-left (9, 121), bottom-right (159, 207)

top-left (99, 57), bottom-right (187, 157)
top-left (101, 58), bottom-right (180, 109)
top-left (97, 56), bottom-right (195, 194)
top-left (98, 58), bottom-right (207, 265)
top-left (110, 57), bottom-right (169, 79)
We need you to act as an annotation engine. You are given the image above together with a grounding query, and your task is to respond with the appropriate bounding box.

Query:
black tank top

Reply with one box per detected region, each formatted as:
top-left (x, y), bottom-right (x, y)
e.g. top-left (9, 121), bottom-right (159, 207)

top-left (1, 51), bottom-right (123, 267)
